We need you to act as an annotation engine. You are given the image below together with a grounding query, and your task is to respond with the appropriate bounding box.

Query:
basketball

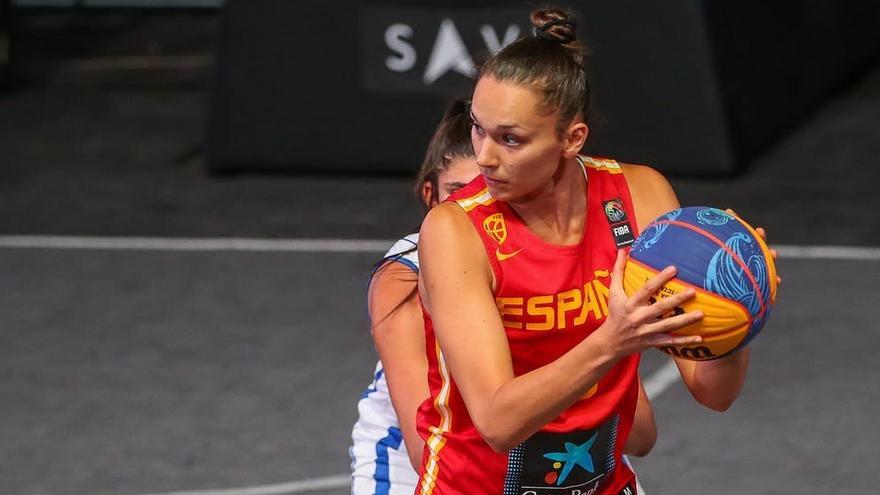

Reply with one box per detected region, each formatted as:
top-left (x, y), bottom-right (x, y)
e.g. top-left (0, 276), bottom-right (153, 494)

top-left (623, 207), bottom-right (778, 361)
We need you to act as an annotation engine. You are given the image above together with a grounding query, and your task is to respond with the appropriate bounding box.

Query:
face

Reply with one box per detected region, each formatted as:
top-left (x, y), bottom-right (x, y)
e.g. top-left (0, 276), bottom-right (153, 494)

top-left (470, 76), bottom-right (587, 202)
top-left (423, 156), bottom-right (480, 208)
top-left (437, 157), bottom-right (480, 202)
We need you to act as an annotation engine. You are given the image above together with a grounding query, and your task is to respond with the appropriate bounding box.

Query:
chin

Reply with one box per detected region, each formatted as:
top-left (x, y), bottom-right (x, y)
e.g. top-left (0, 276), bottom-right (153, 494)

top-left (485, 184), bottom-right (511, 201)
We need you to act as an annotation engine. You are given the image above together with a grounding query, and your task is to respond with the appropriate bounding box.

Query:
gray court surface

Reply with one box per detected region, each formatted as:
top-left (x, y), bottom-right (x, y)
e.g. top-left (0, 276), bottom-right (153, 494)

top-left (2, 61), bottom-right (880, 495)
top-left (1, 247), bottom-right (878, 495)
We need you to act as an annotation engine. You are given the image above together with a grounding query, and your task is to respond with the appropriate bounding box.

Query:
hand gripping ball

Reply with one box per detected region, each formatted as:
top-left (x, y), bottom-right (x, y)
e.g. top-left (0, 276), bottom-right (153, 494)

top-left (623, 207), bottom-right (778, 361)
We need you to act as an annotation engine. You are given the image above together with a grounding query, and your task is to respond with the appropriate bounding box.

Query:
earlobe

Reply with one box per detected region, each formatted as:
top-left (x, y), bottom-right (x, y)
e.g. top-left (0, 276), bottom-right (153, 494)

top-left (422, 182), bottom-right (437, 208)
top-left (563, 123), bottom-right (589, 157)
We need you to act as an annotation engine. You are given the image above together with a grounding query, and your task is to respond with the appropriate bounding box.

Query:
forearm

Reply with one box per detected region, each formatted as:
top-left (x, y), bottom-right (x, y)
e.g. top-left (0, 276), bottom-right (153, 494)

top-left (623, 378), bottom-right (656, 457)
top-left (677, 347), bottom-right (750, 411)
top-left (402, 427), bottom-right (425, 470)
top-left (386, 371), bottom-right (428, 470)
top-left (469, 334), bottom-right (620, 452)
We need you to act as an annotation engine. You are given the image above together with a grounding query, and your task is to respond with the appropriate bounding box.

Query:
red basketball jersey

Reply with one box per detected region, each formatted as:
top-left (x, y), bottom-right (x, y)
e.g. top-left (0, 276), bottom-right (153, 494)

top-left (417, 157), bottom-right (642, 495)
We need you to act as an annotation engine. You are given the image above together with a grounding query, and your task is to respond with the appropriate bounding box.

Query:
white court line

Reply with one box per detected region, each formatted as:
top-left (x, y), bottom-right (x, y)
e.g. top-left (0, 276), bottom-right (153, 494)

top-left (1, 235), bottom-right (880, 260)
top-left (0, 235), bottom-right (391, 253)
top-left (643, 359), bottom-right (681, 400)
top-left (774, 244), bottom-right (880, 260)
top-left (134, 474), bottom-right (352, 495)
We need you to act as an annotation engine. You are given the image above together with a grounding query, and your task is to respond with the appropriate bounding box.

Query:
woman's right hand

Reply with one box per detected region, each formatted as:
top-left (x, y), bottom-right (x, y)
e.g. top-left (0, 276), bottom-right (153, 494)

top-left (596, 249), bottom-right (705, 358)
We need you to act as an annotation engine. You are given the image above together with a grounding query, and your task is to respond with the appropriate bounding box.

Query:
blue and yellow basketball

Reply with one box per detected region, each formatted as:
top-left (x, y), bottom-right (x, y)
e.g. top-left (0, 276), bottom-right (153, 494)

top-left (623, 207), bottom-right (777, 361)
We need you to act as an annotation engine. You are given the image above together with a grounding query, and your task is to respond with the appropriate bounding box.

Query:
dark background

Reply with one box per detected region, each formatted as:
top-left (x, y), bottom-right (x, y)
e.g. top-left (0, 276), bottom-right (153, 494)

top-left (1, 2), bottom-right (879, 495)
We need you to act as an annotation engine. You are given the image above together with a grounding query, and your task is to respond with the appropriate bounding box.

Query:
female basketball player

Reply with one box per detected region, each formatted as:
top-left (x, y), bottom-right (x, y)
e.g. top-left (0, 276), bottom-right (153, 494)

top-left (350, 99), bottom-right (656, 495)
top-left (416, 8), bottom-right (758, 495)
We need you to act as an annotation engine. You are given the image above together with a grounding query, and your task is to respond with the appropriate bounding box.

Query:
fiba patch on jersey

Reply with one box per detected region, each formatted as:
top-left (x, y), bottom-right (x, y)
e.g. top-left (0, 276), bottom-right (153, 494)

top-left (604, 199), bottom-right (627, 223)
top-left (603, 199), bottom-right (635, 248)
top-left (502, 417), bottom-right (619, 495)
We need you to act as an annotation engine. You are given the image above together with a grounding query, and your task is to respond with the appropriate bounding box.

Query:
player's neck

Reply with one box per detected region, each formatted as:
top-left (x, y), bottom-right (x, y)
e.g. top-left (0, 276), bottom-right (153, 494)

top-left (508, 157), bottom-right (586, 245)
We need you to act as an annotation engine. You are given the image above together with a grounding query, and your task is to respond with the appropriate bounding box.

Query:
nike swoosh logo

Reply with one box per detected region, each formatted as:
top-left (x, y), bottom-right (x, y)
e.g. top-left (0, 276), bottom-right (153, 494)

top-left (495, 248), bottom-right (523, 261)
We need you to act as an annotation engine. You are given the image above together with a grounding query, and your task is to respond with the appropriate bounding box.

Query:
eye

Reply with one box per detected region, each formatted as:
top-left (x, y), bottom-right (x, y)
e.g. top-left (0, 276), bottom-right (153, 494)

top-left (471, 121), bottom-right (485, 137)
top-left (502, 134), bottom-right (521, 146)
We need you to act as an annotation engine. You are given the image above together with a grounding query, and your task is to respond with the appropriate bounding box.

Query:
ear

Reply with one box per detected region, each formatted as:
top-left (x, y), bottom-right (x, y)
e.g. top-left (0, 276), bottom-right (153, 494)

top-left (562, 121), bottom-right (589, 158)
top-left (421, 181), bottom-right (437, 208)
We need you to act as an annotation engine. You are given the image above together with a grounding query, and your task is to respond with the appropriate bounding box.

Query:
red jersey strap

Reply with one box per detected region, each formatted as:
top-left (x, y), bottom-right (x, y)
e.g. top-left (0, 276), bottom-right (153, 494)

top-left (579, 156), bottom-right (640, 249)
top-left (445, 176), bottom-right (506, 289)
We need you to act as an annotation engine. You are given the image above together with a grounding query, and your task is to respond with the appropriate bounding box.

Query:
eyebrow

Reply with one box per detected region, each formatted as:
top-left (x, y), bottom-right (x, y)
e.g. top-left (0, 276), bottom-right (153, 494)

top-left (470, 110), bottom-right (525, 131)
top-left (444, 181), bottom-right (469, 189)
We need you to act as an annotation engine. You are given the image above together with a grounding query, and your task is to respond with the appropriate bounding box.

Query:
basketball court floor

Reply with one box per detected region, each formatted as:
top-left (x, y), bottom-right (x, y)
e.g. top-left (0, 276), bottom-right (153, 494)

top-left (1, 64), bottom-right (879, 495)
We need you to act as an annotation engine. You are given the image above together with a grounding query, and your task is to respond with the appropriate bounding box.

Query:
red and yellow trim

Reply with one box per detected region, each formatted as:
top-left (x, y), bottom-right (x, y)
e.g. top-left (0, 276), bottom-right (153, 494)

top-left (419, 342), bottom-right (453, 495)
top-left (455, 187), bottom-right (495, 212)
top-left (580, 156), bottom-right (623, 174)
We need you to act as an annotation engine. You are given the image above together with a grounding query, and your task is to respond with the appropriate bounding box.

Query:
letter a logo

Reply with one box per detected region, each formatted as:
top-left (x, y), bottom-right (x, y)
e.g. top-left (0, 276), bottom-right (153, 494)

top-left (423, 18), bottom-right (476, 84)
top-left (483, 213), bottom-right (507, 245)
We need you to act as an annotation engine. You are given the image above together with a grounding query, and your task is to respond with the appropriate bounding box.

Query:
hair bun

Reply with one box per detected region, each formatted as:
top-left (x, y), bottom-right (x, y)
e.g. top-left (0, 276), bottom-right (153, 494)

top-left (531, 8), bottom-right (577, 44)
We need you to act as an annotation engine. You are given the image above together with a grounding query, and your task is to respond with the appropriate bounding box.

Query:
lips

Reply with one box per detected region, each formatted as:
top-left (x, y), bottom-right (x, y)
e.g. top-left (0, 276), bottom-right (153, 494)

top-left (484, 176), bottom-right (507, 186)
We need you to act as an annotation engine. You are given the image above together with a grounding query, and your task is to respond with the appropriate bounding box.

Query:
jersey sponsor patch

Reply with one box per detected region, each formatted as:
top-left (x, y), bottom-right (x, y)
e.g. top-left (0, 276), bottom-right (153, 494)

top-left (503, 416), bottom-right (620, 495)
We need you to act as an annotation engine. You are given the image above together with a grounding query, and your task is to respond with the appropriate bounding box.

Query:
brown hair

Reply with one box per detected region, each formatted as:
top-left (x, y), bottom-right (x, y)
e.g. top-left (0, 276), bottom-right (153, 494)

top-left (369, 98), bottom-right (476, 326)
top-left (414, 98), bottom-right (475, 209)
top-left (479, 7), bottom-right (590, 135)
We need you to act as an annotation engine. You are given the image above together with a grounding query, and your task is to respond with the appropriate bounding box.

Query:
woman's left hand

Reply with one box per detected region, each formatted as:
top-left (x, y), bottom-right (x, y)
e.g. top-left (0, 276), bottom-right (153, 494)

top-left (726, 209), bottom-right (782, 286)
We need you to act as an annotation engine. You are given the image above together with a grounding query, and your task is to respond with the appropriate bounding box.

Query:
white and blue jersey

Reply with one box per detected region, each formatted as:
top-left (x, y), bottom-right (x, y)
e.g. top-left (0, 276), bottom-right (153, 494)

top-left (350, 234), bottom-right (420, 495)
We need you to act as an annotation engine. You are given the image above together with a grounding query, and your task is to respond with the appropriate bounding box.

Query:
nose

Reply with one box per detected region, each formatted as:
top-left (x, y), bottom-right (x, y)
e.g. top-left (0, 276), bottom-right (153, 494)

top-left (475, 137), bottom-right (500, 170)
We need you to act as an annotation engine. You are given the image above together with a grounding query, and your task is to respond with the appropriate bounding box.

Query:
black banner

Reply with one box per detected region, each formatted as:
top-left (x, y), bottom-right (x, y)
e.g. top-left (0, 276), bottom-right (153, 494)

top-left (360, 4), bottom-right (530, 94)
top-left (207, 0), bottom-right (880, 175)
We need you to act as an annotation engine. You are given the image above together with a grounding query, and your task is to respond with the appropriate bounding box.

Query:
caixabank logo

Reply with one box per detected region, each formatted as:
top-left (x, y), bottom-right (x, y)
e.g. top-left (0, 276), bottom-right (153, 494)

top-left (360, 4), bottom-right (531, 94)
top-left (503, 418), bottom-right (620, 495)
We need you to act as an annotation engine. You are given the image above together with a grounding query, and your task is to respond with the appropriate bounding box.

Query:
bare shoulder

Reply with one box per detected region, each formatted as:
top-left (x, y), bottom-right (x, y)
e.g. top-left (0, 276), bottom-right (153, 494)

top-left (418, 202), bottom-right (494, 304)
top-left (421, 201), bottom-right (472, 235)
top-left (369, 261), bottom-right (418, 302)
top-left (620, 163), bottom-right (674, 198)
top-left (620, 163), bottom-right (680, 233)
top-left (419, 201), bottom-right (486, 258)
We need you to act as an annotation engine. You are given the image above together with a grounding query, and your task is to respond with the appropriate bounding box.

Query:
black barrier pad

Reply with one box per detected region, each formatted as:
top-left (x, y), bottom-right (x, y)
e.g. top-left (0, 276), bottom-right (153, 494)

top-left (207, 0), bottom-right (880, 175)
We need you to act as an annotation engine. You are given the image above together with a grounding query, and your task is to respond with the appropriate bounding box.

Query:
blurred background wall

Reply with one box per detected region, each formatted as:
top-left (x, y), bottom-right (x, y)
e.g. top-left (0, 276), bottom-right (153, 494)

top-left (4, 1), bottom-right (879, 176)
top-left (206, 0), bottom-right (880, 175)
top-left (2, 4), bottom-right (880, 495)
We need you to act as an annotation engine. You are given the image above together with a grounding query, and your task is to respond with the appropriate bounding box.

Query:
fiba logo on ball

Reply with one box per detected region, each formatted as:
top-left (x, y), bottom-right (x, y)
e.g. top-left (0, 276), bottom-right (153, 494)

top-left (623, 207), bottom-right (778, 361)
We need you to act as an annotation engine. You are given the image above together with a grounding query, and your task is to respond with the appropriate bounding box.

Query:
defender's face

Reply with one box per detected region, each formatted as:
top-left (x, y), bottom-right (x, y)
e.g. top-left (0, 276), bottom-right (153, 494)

top-left (470, 76), bottom-right (567, 203)
top-left (437, 157), bottom-right (480, 203)
top-left (422, 156), bottom-right (480, 208)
